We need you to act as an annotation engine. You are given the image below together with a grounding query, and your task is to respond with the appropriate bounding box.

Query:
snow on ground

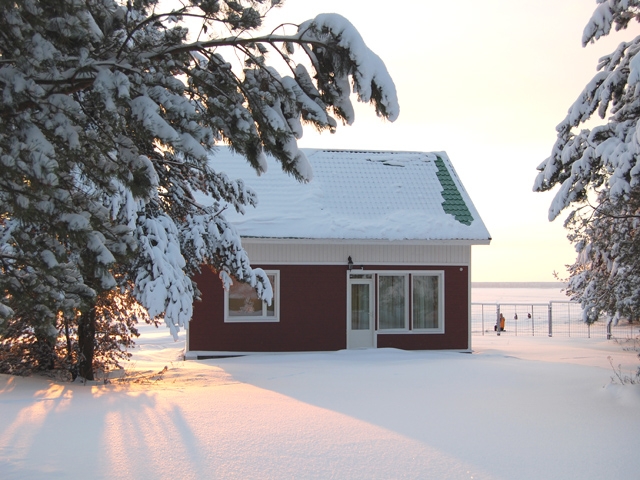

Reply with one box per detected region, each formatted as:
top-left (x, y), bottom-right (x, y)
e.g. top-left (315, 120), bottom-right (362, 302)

top-left (1, 325), bottom-right (639, 479)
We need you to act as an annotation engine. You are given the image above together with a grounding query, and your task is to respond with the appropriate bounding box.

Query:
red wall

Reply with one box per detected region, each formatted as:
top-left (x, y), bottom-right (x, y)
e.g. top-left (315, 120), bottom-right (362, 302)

top-left (189, 265), bottom-right (347, 352)
top-left (188, 264), bottom-right (469, 353)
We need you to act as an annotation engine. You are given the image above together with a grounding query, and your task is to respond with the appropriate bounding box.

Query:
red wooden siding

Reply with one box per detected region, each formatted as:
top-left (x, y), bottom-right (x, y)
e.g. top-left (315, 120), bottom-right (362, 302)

top-left (188, 264), bottom-right (469, 353)
top-left (189, 265), bottom-right (347, 352)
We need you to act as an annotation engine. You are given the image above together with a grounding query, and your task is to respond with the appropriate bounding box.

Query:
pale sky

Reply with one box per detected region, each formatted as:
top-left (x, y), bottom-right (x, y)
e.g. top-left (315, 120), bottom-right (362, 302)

top-left (246, 0), bottom-right (639, 282)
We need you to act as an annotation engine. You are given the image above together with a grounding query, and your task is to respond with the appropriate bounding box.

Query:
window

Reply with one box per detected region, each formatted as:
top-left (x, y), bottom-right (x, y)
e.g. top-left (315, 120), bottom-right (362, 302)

top-left (349, 273), bottom-right (373, 280)
top-left (351, 283), bottom-right (372, 330)
top-left (376, 272), bottom-right (444, 332)
top-left (379, 275), bottom-right (408, 329)
top-left (412, 275), bottom-right (441, 330)
top-left (225, 271), bottom-right (279, 322)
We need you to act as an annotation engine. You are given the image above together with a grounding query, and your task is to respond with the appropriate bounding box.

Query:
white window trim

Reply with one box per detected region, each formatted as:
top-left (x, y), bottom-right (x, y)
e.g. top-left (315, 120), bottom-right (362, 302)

top-left (224, 270), bottom-right (280, 323)
top-left (374, 270), bottom-right (445, 335)
top-left (410, 271), bottom-right (445, 334)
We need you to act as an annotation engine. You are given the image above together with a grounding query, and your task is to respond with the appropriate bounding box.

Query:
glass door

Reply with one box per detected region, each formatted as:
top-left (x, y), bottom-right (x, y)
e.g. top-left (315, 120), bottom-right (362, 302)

top-left (347, 278), bottom-right (374, 349)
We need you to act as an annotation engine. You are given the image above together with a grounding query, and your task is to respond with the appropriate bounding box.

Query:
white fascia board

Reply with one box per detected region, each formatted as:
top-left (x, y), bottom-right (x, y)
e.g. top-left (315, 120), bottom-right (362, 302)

top-left (240, 237), bottom-right (491, 246)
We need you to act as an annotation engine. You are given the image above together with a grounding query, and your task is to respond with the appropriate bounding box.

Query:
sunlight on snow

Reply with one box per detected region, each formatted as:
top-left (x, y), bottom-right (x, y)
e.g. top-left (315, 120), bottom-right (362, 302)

top-left (0, 383), bottom-right (72, 461)
top-left (102, 381), bottom-right (493, 480)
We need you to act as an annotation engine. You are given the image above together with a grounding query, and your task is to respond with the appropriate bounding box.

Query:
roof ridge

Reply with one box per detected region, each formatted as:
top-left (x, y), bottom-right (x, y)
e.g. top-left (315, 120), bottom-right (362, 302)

top-left (308, 148), bottom-right (433, 155)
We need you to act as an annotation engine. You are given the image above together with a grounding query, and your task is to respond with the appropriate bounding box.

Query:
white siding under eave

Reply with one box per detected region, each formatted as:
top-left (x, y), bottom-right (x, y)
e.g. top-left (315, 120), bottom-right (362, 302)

top-left (240, 241), bottom-right (471, 266)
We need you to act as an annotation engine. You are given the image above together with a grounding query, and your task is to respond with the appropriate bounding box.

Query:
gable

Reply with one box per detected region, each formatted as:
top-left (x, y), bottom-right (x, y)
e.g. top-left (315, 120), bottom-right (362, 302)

top-left (206, 148), bottom-right (491, 243)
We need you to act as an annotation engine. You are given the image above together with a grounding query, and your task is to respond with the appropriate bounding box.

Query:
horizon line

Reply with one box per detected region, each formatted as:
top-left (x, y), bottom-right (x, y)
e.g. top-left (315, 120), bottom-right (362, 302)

top-left (472, 281), bottom-right (567, 288)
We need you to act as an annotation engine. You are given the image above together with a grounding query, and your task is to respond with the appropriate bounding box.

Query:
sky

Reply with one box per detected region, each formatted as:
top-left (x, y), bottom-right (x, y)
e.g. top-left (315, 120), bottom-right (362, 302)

top-left (226, 0), bottom-right (640, 283)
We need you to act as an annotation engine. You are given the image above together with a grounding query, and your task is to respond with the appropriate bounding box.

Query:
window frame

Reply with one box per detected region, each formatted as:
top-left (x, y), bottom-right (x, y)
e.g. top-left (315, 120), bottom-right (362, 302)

top-left (377, 273), bottom-right (410, 331)
top-left (410, 272), bottom-right (445, 333)
top-left (224, 270), bottom-right (280, 323)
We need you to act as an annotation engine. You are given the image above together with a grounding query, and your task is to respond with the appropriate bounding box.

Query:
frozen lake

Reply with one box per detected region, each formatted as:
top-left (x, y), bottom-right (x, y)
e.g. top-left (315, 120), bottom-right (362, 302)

top-left (471, 286), bottom-right (569, 304)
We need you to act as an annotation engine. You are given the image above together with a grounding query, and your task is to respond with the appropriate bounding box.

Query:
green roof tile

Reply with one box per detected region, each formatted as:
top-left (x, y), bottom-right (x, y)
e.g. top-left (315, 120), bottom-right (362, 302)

top-left (434, 156), bottom-right (474, 226)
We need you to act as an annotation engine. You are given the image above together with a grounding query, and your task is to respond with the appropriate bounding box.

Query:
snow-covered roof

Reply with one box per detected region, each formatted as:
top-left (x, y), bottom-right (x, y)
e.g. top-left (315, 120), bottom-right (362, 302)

top-left (209, 148), bottom-right (491, 243)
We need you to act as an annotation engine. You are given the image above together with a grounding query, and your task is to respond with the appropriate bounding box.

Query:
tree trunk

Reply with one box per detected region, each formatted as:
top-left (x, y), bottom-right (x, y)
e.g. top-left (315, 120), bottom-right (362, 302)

top-left (77, 307), bottom-right (97, 380)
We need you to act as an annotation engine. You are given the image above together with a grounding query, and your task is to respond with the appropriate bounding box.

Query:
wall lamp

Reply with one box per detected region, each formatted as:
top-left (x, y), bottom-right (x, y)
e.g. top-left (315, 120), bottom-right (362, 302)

top-left (347, 256), bottom-right (363, 271)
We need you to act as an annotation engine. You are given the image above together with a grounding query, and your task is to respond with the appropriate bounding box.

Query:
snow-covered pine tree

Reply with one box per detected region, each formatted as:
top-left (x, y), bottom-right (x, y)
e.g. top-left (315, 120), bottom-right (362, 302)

top-left (562, 187), bottom-right (640, 324)
top-left (534, 0), bottom-right (640, 324)
top-left (0, 0), bottom-right (399, 379)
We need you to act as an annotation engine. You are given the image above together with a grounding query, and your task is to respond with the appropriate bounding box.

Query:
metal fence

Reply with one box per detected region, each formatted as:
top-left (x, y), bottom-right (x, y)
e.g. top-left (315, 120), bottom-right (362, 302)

top-left (472, 301), bottom-right (640, 339)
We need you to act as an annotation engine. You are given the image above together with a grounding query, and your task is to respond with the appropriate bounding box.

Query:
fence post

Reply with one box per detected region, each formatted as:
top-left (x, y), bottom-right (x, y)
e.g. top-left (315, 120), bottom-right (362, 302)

top-left (607, 320), bottom-right (612, 340)
top-left (496, 304), bottom-right (501, 336)
top-left (481, 304), bottom-right (485, 336)
top-left (532, 305), bottom-right (535, 337)
top-left (548, 303), bottom-right (553, 337)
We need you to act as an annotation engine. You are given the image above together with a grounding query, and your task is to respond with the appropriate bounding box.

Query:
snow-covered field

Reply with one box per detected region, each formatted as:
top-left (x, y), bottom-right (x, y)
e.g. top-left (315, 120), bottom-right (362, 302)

top-left (1, 289), bottom-right (639, 480)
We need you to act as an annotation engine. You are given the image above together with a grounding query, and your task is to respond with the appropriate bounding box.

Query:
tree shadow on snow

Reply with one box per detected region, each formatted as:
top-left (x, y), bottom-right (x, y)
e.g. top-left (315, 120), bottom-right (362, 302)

top-left (0, 375), bottom-right (211, 479)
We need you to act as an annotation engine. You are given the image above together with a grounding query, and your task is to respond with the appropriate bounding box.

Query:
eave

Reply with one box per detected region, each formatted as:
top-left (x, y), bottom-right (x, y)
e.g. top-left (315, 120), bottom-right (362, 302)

top-left (239, 236), bottom-right (492, 246)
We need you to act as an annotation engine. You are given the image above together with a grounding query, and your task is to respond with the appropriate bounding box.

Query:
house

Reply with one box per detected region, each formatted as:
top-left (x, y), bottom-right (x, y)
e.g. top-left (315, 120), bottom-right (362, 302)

top-left (185, 149), bottom-right (491, 358)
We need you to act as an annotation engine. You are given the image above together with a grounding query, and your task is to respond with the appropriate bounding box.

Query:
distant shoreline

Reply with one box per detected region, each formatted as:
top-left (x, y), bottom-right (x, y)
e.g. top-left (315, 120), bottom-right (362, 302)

top-left (472, 282), bottom-right (567, 289)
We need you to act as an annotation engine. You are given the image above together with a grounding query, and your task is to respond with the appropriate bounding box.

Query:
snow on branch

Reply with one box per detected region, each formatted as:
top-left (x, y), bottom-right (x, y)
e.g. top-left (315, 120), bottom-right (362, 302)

top-left (535, 28), bottom-right (640, 219)
top-left (297, 14), bottom-right (399, 123)
top-left (583, 0), bottom-right (640, 46)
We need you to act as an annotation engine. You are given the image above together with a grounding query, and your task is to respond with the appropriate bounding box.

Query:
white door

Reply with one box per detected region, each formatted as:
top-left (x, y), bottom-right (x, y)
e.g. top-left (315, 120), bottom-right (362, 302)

top-left (347, 278), bottom-right (374, 349)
